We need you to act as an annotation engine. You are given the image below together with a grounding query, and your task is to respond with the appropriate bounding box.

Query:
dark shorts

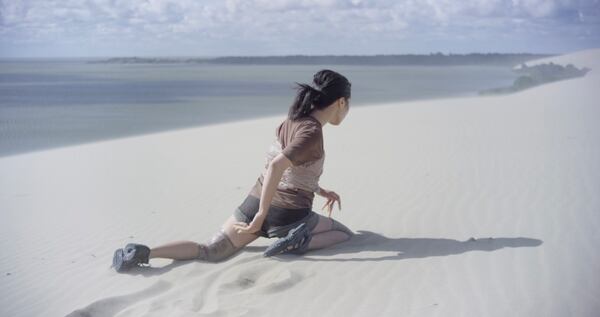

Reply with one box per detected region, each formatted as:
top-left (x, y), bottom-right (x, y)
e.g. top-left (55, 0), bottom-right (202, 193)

top-left (234, 195), bottom-right (320, 238)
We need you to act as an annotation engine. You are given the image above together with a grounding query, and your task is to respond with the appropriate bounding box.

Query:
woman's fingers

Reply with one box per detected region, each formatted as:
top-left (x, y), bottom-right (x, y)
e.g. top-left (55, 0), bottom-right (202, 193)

top-left (232, 222), bottom-right (249, 233)
top-left (322, 196), bottom-right (343, 214)
top-left (323, 199), bottom-right (333, 210)
top-left (328, 192), bottom-right (341, 211)
top-left (318, 190), bottom-right (341, 217)
top-left (320, 191), bottom-right (342, 216)
top-left (236, 227), bottom-right (251, 234)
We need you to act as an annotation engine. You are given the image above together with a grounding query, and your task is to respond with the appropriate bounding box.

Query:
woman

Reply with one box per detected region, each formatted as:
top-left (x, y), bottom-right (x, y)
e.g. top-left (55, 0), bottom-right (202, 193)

top-left (113, 69), bottom-right (354, 272)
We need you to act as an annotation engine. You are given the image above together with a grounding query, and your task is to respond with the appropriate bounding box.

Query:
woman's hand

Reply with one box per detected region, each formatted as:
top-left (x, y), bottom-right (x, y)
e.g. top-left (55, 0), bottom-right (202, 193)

top-left (233, 209), bottom-right (267, 235)
top-left (317, 187), bottom-right (342, 218)
top-left (232, 219), bottom-right (263, 235)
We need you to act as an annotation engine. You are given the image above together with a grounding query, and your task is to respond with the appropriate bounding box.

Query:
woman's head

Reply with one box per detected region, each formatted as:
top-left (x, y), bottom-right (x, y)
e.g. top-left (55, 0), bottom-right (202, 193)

top-left (288, 69), bottom-right (351, 125)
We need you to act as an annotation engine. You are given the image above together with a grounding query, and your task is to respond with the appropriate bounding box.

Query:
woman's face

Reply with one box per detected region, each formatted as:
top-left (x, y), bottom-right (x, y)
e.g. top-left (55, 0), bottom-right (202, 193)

top-left (330, 97), bottom-right (350, 126)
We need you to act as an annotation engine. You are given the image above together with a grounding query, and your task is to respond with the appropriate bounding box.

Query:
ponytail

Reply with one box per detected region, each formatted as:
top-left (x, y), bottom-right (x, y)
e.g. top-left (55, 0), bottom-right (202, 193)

top-left (288, 83), bottom-right (321, 121)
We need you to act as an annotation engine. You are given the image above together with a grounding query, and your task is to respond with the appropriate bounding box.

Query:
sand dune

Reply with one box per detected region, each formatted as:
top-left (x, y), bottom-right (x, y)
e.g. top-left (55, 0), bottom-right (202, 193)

top-left (1, 48), bottom-right (599, 317)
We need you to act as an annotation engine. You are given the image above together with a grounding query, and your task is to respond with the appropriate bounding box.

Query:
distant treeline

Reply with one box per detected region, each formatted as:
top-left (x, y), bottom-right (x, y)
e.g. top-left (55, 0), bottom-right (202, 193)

top-left (480, 62), bottom-right (591, 95)
top-left (91, 53), bottom-right (552, 66)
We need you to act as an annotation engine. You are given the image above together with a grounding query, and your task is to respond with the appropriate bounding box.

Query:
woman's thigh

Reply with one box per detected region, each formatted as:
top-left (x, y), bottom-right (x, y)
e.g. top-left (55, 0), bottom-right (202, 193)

top-left (221, 215), bottom-right (260, 248)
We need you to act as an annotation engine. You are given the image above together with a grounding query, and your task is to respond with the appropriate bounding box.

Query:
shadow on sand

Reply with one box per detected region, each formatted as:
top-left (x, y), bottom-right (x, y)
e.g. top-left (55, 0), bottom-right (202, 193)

top-left (267, 230), bottom-right (543, 262)
top-left (115, 230), bottom-right (543, 275)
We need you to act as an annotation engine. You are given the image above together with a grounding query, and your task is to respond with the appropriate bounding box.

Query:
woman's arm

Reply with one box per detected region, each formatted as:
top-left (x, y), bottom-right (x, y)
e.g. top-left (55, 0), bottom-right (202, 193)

top-left (233, 153), bottom-right (293, 234)
top-left (255, 153), bottom-right (292, 224)
top-left (315, 185), bottom-right (323, 195)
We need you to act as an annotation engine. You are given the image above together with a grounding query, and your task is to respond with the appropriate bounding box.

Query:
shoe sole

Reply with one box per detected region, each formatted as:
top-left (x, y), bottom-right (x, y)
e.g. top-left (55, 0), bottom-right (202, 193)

top-left (113, 244), bottom-right (150, 272)
top-left (112, 248), bottom-right (125, 272)
top-left (264, 223), bottom-right (308, 257)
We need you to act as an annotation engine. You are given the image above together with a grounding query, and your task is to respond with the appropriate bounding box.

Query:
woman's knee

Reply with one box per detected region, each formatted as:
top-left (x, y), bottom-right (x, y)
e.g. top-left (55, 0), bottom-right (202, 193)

top-left (198, 231), bottom-right (240, 262)
top-left (312, 215), bottom-right (336, 234)
top-left (310, 215), bottom-right (353, 238)
top-left (330, 218), bottom-right (354, 237)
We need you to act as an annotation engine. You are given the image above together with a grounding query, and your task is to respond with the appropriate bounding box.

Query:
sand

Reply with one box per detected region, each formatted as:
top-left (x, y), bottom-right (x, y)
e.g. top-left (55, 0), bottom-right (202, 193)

top-left (1, 48), bottom-right (599, 317)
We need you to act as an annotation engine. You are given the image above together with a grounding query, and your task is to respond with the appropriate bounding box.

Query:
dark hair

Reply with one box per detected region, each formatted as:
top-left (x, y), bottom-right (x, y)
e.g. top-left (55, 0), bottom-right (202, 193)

top-left (288, 69), bottom-right (352, 121)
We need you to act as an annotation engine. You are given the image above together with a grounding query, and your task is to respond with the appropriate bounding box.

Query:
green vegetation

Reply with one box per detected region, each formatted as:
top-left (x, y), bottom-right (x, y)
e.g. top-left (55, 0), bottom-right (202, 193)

top-left (479, 62), bottom-right (591, 95)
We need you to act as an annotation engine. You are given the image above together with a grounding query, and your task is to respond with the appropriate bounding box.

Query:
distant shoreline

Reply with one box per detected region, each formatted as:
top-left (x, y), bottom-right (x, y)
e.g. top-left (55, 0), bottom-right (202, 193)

top-left (86, 53), bottom-right (551, 66)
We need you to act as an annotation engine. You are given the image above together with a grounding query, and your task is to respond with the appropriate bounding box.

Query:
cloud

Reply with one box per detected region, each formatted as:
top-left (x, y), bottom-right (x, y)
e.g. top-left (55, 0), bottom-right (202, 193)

top-left (0, 0), bottom-right (598, 56)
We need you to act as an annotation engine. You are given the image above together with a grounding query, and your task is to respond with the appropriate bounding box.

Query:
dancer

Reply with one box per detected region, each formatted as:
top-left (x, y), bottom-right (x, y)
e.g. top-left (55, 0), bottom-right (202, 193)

top-left (113, 69), bottom-right (353, 272)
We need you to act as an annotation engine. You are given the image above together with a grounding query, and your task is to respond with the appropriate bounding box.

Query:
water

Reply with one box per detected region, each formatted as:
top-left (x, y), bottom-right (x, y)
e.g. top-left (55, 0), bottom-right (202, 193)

top-left (0, 60), bottom-right (518, 157)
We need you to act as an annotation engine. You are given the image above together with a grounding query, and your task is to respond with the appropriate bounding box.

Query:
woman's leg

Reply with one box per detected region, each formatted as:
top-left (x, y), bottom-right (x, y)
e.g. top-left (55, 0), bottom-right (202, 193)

top-left (148, 240), bottom-right (203, 261)
top-left (149, 215), bottom-right (259, 261)
top-left (306, 214), bottom-right (353, 251)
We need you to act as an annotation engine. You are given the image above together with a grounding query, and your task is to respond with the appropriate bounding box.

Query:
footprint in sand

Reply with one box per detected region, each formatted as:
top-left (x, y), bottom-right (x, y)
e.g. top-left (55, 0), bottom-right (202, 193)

top-left (219, 263), bottom-right (304, 294)
top-left (182, 258), bottom-right (306, 315)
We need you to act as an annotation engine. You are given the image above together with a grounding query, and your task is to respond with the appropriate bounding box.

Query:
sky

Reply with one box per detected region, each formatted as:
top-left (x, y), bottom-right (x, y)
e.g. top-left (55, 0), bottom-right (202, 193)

top-left (0, 0), bottom-right (599, 58)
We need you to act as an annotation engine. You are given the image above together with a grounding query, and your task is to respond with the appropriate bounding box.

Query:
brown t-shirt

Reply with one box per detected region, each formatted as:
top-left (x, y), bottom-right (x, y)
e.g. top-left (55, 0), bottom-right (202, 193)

top-left (248, 115), bottom-right (325, 210)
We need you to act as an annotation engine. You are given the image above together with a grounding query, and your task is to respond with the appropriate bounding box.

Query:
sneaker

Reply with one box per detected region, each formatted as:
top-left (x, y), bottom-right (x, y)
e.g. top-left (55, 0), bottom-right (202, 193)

top-left (264, 223), bottom-right (312, 257)
top-left (112, 243), bottom-right (151, 272)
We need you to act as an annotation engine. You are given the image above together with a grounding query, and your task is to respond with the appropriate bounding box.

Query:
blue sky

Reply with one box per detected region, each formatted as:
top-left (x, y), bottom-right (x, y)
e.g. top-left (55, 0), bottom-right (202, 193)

top-left (0, 0), bottom-right (599, 57)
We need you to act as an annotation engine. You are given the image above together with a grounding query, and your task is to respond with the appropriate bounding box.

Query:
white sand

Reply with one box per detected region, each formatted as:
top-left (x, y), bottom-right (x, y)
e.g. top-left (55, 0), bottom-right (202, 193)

top-left (1, 48), bottom-right (599, 317)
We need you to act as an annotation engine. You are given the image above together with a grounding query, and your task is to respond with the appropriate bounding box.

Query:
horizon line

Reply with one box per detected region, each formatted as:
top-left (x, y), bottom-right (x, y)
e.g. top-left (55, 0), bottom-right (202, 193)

top-left (0, 51), bottom-right (559, 60)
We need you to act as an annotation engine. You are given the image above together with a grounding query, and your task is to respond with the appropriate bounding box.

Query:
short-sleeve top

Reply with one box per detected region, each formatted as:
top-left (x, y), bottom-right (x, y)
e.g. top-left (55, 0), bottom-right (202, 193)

top-left (248, 115), bottom-right (325, 209)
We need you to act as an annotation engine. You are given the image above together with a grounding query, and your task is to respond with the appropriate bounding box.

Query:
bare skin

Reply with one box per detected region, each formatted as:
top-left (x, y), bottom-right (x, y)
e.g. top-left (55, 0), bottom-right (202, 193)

top-left (149, 96), bottom-right (351, 260)
top-left (149, 215), bottom-right (258, 260)
top-left (149, 213), bottom-right (351, 260)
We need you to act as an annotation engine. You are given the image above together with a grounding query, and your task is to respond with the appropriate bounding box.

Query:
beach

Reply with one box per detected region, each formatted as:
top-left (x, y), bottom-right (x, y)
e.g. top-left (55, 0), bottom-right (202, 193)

top-left (1, 48), bottom-right (599, 316)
